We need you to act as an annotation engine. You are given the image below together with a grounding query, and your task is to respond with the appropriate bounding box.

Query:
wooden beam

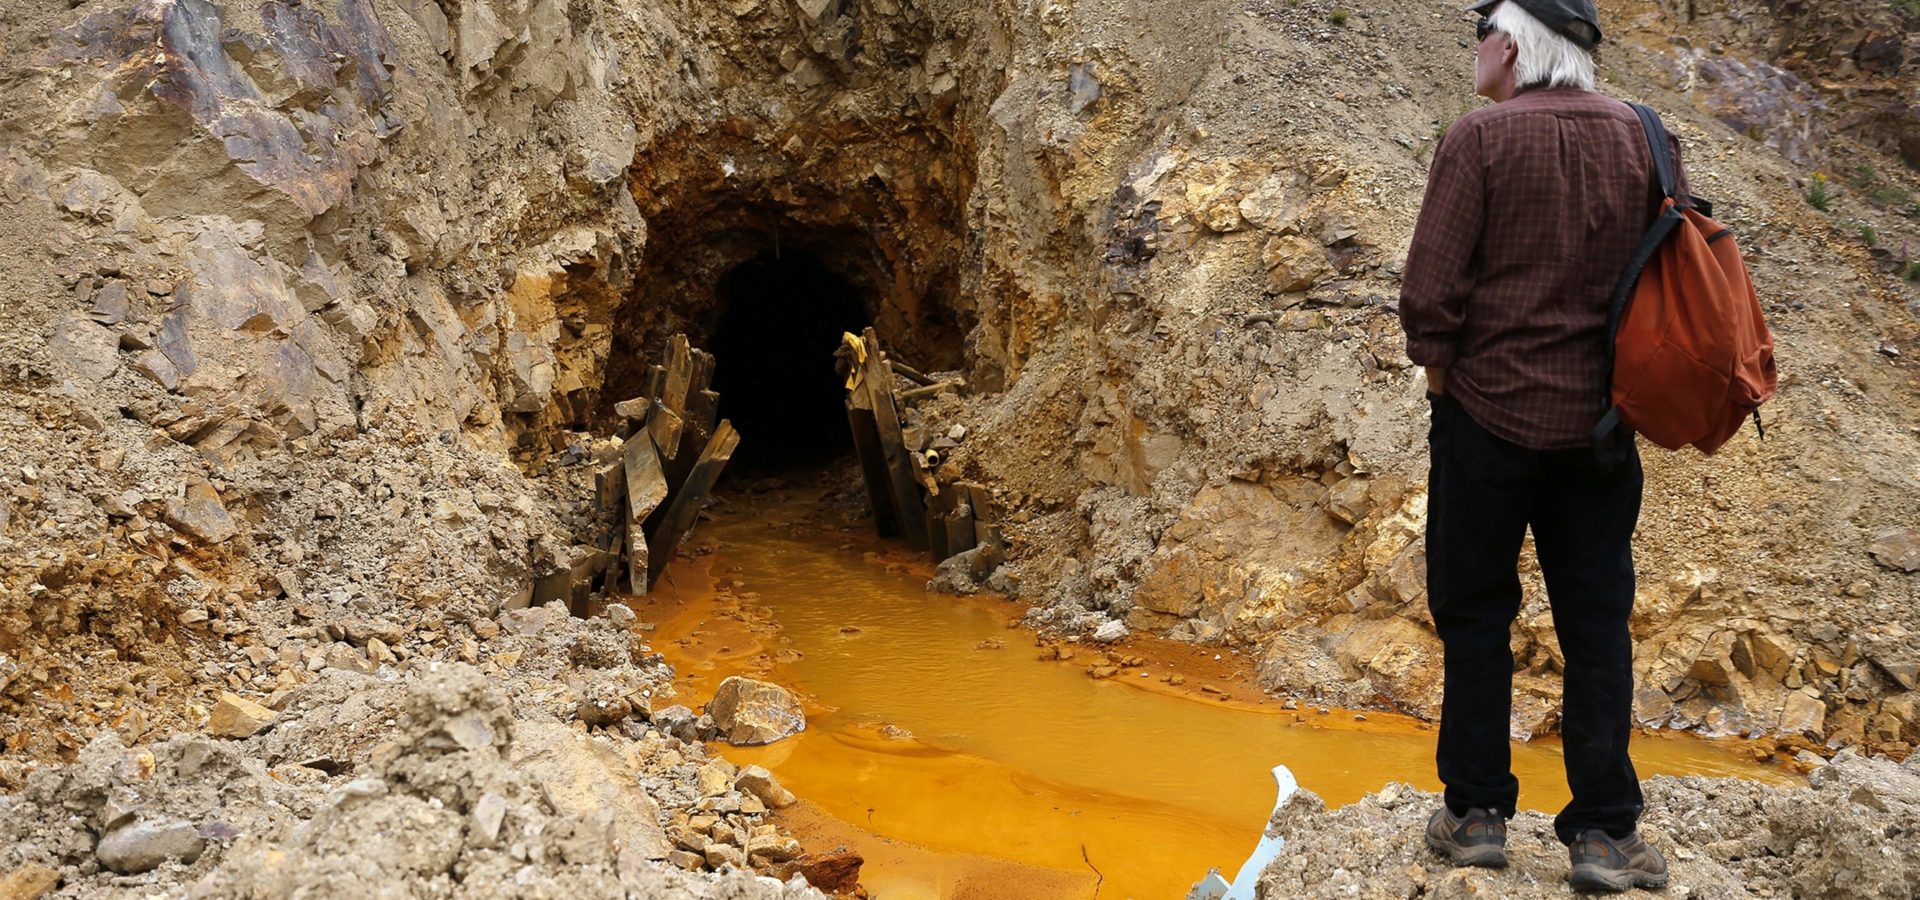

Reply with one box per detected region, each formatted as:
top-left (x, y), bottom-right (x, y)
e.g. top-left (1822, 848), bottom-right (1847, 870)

top-left (660, 334), bottom-right (693, 418)
top-left (690, 350), bottom-right (716, 402)
top-left (899, 380), bottom-right (964, 402)
top-left (647, 420), bottom-right (741, 586)
top-left (944, 497), bottom-right (977, 558)
top-left (645, 364), bottom-right (666, 406)
top-left (595, 459), bottom-right (626, 519)
top-left (924, 488), bottom-right (951, 562)
top-left (597, 517), bottom-right (625, 594)
top-left (532, 565), bottom-right (573, 609)
top-left (962, 483), bottom-right (994, 524)
top-left (648, 406), bottom-right (685, 461)
top-left (568, 548), bottom-right (612, 617)
top-left (593, 458), bottom-right (627, 593)
top-left (623, 430), bottom-right (669, 595)
top-left (889, 361), bottom-right (936, 386)
top-left (861, 328), bottom-right (927, 551)
top-left (846, 405), bottom-right (899, 537)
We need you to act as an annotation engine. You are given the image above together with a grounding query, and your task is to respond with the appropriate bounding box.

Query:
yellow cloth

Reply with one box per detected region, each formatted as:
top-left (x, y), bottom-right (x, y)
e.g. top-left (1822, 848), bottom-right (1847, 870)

top-left (841, 332), bottom-right (866, 390)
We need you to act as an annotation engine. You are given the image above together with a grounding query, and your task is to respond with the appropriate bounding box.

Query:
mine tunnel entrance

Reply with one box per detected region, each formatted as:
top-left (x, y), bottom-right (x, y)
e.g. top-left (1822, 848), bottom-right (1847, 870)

top-left (706, 250), bottom-right (871, 475)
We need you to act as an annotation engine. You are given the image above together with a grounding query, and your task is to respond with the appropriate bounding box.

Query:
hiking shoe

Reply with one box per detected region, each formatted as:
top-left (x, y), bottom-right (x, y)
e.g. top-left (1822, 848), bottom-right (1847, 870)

top-left (1568, 829), bottom-right (1669, 892)
top-left (1424, 806), bottom-right (1508, 868)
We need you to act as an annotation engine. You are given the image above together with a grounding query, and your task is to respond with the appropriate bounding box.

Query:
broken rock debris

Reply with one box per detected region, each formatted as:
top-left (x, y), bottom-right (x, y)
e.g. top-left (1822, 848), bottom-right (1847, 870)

top-left (706, 676), bottom-right (807, 746)
top-left (207, 691), bottom-right (275, 738)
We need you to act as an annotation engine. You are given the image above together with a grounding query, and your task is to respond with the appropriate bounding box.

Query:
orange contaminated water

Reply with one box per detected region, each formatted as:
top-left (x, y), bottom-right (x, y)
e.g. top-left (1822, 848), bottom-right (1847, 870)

top-left (631, 492), bottom-right (1798, 900)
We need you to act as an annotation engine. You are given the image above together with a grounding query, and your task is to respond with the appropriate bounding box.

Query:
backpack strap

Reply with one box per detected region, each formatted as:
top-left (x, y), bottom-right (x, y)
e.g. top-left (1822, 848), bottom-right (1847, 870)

top-left (1593, 104), bottom-right (1685, 455)
top-left (1631, 103), bottom-right (1676, 201)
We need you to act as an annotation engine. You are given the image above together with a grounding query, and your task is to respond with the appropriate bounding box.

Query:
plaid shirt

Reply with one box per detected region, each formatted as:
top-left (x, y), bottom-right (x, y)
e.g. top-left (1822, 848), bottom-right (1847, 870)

top-left (1400, 86), bottom-right (1690, 450)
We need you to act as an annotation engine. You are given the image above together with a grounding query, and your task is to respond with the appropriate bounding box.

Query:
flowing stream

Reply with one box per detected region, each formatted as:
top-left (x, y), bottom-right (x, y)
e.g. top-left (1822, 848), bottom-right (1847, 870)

top-left (632, 491), bottom-right (1798, 899)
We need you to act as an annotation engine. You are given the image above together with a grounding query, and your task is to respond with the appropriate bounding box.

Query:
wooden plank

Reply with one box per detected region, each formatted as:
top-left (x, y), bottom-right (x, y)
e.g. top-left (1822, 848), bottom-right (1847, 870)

top-left (846, 405), bottom-right (899, 536)
top-left (962, 483), bottom-right (993, 524)
top-left (835, 334), bottom-right (874, 411)
top-left (690, 349), bottom-right (716, 397)
top-left (532, 565), bottom-right (574, 609)
top-left (861, 328), bottom-right (927, 551)
top-left (889, 361), bottom-right (936, 386)
top-left (647, 421), bottom-right (741, 586)
top-left (623, 431), bottom-right (669, 595)
top-left (924, 488), bottom-right (950, 562)
top-left (645, 364), bottom-right (666, 406)
top-left (648, 406), bottom-right (685, 460)
top-left (597, 517), bottom-right (625, 594)
top-left (660, 334), bottom-right (693, 417)
top-left (944, 496), bottom-right (977, 558)
top-left (592, 458), bottom-right (628, 594)
top-left (595, 459), bottom-right (626, 517)
top-left (685, 388), bottom-right (720, 445)
top-left (899, 380), bottom-right (963, 402)
top-left (568, 548), bottom-right (612, 617)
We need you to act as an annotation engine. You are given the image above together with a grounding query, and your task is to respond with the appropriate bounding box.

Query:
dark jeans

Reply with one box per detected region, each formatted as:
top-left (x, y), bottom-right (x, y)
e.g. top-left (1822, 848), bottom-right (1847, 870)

top-left (1425, 391), bottom-right (1644, 845)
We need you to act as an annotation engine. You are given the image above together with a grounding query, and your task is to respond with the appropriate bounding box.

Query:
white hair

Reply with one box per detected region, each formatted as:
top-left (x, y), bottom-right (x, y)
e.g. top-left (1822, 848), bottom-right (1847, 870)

top-left (1490, 2), bottom-right (1596, 91)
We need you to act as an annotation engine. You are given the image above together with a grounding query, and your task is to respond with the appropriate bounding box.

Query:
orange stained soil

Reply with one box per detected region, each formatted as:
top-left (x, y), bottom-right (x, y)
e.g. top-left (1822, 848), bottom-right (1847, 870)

top-left (629, 492), bottom-right (1799, 900)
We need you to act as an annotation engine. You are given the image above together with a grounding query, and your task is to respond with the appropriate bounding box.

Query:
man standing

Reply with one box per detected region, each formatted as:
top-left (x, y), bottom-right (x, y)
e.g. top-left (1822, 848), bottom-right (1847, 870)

top-left (1400, 0), bottom-right (1686, 892)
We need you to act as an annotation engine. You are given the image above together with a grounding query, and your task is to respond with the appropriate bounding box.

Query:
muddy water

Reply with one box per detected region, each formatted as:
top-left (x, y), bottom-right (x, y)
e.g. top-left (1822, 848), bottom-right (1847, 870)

top-left (633, 494), bottom-right (1797, 900)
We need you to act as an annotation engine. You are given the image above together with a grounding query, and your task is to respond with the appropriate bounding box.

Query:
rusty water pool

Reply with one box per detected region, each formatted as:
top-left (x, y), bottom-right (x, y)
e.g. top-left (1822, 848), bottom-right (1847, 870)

top-left (629, 492), bottom-right (1799, 899)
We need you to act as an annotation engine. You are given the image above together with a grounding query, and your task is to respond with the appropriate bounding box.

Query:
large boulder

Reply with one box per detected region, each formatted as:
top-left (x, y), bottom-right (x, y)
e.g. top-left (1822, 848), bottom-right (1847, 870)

top-left (705, 677), bottom-right (805, 746)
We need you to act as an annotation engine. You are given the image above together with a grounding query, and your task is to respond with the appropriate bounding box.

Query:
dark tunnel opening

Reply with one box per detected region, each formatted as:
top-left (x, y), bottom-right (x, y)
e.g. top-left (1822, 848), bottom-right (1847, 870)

top-left (707, 250), bottom-right (871, 475)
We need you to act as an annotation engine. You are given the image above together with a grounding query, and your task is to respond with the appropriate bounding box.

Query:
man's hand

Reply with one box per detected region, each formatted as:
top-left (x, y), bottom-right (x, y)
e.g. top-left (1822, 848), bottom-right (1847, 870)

top-left (1427, 366), bottom-right (1449, 396)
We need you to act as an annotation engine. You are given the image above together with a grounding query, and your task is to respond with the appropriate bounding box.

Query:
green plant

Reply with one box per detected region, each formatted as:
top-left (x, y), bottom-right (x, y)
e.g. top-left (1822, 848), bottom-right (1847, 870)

top-left (1858, 223), bottom-right (1880, 246)
top-left (1807, 172), bottom-right (1833, 212)
top-left (1894, 0), bottom-right (1920, 19)
top-left (1875, 186), bottom-right (1916, 212)
top-left (1906, 260), bottom-right (1920, 283)
top-left (1329, 7), bottom-right (1349, 25)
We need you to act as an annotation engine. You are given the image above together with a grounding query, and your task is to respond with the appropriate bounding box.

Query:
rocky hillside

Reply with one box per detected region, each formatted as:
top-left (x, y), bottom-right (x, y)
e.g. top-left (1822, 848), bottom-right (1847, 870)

top-left (955, 0), bottom-right (1920, 762)
top-left (0, 0), bottom-right (1917, 893)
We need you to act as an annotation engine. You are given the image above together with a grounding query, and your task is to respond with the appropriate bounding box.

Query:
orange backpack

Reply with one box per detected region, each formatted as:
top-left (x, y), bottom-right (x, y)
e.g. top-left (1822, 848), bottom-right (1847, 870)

top-left (1594, 105), bottom-right (1777, 455)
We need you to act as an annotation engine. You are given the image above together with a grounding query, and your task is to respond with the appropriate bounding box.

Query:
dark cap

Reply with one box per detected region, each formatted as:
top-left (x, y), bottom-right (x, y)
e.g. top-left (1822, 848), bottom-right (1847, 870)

top-left (1468, 0), bottom-right (1603, 50)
